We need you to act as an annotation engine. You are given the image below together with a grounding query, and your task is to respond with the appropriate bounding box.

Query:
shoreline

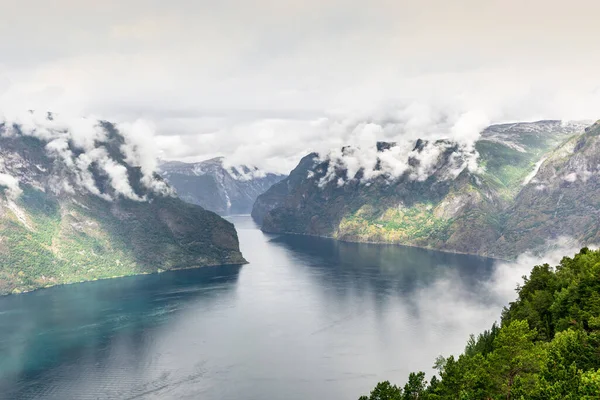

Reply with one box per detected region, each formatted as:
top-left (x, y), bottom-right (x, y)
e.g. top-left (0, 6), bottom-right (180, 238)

top-left (261, 228), bottom-right (509, 262)
top-left (1, 260), bottom-right (248, 297)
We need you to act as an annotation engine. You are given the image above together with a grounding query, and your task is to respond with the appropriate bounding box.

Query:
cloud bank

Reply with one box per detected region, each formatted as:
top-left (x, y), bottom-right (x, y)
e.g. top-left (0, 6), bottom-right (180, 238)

top-left (1, 1), bottom-right (600, 173)
top-left (0, 111), bottom-right (170, 201)
top-left (317, 137), bottom-right (481, 186)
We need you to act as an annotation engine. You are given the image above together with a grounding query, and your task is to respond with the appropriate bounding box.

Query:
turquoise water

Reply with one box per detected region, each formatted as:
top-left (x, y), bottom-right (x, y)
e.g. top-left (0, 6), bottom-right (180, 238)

top-left (0, 216), bottom-right (500, 399)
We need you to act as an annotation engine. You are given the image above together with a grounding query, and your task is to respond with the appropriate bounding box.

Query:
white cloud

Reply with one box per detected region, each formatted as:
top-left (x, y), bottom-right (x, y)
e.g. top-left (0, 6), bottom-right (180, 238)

top-left (118, 119), bottom-right (173, 195)
top-left (1, 1), bottom-right (600, 174)
top-left (0, 173), bottom-right (22, 200)
top-left (97, 157), bottom-right (145, 201)
top-left (563, 172), bottom-right (578, 183)
top-left (316, 132), bottom-right (480, 186)
top-left (359, 235), bottom-right (597, 384)
top-left (0, 111), bottom-right (169, 201)
top-left (487, 237), bottom-right (591, 303)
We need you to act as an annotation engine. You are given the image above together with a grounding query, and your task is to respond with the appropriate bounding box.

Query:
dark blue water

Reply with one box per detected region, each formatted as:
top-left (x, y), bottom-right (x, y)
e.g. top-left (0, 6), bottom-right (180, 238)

top-left (0, 216), bottom-right (502, 400)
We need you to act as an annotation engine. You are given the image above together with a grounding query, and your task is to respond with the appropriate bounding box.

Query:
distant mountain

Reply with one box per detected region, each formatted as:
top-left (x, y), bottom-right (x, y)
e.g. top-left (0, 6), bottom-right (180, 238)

top-left (0, 113), bottom-right (246, 295)
top-left (252, 120), bottom-right (594, 259)
top-left (158, 158), bottom-right (285, 215)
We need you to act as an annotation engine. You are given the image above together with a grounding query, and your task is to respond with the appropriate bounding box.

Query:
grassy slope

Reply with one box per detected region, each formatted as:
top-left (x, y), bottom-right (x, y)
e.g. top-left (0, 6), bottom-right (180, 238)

top-left (0, 186), bottom-right (245, 295)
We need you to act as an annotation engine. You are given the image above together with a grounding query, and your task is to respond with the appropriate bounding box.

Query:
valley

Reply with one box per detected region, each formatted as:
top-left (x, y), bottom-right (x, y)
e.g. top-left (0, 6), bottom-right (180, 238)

top-left (158, 157), bottom-right (285, 215)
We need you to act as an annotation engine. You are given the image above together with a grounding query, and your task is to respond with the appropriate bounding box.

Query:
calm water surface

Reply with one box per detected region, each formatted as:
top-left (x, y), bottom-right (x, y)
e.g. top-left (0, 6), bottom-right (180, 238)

top-left (0, 216), bottom-right (502, 400)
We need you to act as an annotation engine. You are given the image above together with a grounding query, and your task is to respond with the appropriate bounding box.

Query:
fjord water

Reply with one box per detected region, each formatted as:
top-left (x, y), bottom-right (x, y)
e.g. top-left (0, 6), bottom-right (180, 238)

top-left (0, 216), bottom-right (501, 400)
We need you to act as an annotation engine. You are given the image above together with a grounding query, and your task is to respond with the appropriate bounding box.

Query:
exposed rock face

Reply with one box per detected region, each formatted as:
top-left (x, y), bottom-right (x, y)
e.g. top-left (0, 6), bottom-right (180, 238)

top-left (253, 120), bottom-right (594, 259)
top-left (159, 158), bottom-right (285, 215)
top-left (0, 115), bottom-right (246, 295)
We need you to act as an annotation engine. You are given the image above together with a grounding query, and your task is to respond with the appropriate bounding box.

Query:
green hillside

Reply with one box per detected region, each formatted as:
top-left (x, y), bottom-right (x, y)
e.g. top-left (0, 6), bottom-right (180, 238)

top-left (253, 120), bottom-right (597, 259)
top-left (0, 119), bottom-right (246, 295)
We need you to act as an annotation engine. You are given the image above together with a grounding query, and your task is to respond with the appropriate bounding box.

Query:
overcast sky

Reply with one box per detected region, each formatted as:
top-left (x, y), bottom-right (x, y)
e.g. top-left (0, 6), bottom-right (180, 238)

top-left (1, 0), bottom-right (600, 173)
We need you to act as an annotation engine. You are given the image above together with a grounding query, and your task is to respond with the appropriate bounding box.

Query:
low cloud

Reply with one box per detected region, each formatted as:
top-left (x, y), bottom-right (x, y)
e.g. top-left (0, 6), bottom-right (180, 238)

top-left (118, 120), bottom-right (172, 195)
top-left (1, 1), bottom-right (600, 175)
top-left (486, 237), bottom-right (591, 303)
top-left (315, 109), bottom-right (484, 186)
top-left (0, 172), bottom-right (22, 200)
top-left (404, 237), bottom-right (593, 378)
top-left (151, 82), bottom-right (600, 176)
top-left (0, 111), bottom-right (170, 201)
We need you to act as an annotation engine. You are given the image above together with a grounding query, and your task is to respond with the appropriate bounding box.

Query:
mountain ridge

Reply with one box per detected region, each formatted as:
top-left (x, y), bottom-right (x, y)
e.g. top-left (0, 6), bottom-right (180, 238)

top-left (252, 120), bottom-right (595, 259)
top-left (159, 157), bottom-right (285, 215)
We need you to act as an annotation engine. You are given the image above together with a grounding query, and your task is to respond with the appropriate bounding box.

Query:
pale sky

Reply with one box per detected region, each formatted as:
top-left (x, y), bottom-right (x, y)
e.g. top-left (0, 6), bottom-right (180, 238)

top-left (1, 0), bottom-right (600, 173)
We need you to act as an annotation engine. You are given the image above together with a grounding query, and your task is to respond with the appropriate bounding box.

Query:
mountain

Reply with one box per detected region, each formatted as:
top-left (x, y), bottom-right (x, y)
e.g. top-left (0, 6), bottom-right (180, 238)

top-left (0, 113), bottom-right (246, 295)
top-left (252, 120), bottom-right (593, 259)
top-left (158, 158), bottom-right (285, 215)
top-left (495, 120), bottom-right (600, 256)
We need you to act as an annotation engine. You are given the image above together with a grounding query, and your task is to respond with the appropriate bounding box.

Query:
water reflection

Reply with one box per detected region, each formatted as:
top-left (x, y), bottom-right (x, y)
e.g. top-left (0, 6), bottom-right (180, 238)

top-left (233, 220), bottom-right (502, 399)
top-left (270, 233), bottom-right (495, 288)
top-left (269, 234), bottom-right (499, 320)
top-left (0, 265), bottom-right (242, 399)
top-left (0, 216), bottom-right (502, 400)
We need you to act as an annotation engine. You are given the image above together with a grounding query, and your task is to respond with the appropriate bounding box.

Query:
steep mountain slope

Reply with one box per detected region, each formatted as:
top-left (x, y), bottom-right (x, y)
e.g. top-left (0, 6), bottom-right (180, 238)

top-left (0, 113), bottom-right (246, 295)
top-left (252, 120), bottom-right (590, 258)
top-left (159, 158), bottom-right (285, 215)
top-left (494, 121), bottom-right (600, 258)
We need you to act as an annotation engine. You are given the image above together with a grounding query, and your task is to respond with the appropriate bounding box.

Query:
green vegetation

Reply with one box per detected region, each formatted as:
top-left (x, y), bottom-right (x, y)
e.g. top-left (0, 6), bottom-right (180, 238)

top-left (256, 121), bottom-right (596, 259)
top-left (0, 185), bottom-right (245, 295)
top-left (337, 203), bottom-right (452, 245)
top-left (0, 122), bottom-right (246, 296)
top-left (0, 186), bottom-right (147, 294)
top-left (475, 125), bottom-right (578, 201)
top-left (358, 248), bottom-right (600, 399)
top-left (335, 128), bottom-right (585, 250)
top-left (476, 140), bottom-right (537, 199)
